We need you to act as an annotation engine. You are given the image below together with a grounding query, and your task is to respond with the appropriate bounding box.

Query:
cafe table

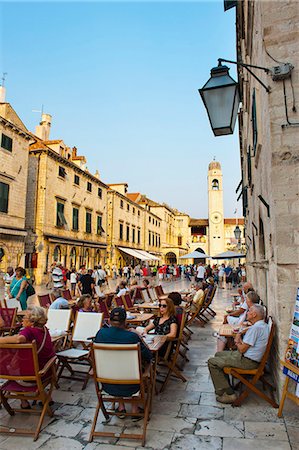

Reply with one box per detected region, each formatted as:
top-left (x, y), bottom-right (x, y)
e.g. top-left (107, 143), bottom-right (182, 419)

top-left (218, 323), bottom-right (250, 337)
top-left (135, 302), bottom-right (160, 312)
top-left (145, 335), bottom-right (167, 402)
top-left (126, 313), bottom-right (154, 325)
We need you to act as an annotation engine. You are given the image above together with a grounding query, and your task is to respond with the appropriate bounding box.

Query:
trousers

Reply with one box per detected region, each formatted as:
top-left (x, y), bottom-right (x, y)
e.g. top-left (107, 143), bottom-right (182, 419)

top-left (208, 350), bottom-right (259, 395)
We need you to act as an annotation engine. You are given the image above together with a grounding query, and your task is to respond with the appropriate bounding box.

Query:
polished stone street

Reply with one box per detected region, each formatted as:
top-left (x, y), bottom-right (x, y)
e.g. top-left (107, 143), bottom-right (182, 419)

top-left (0, 279), bottom-right (297, 450)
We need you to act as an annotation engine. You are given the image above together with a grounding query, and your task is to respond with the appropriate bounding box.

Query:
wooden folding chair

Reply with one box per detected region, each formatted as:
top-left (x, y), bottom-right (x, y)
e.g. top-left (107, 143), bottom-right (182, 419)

top-left (157, 311), bottom-right (188, 393)
top-left (89, 343), bottom-right (152, 447)
top-left (154, 286), bottom-right (164, 299)
top-left (4, 298), bottom-right (22, 312)
top-left (37, 294), bottom-right (52, 309)
top-left (143, 288), bottom-right (152, 302)
top-left (122, 293), bottom-right (138, 311)
top-left (0, 307), bottom-right (21, 336)
top-left (133, 287), bottom-right (146, 303)
top-left (105, 293), bottom-right (114, 309)
top-left (223, 317), bottom-right (279, 408)
top-left (114, 296), bottom-right (125, 308)
top-left (98, 299), bottom-right (110, 321)
top-left (56, 311), bottom-right (103, 389)
top-left (0, 341), bottom-right (56, 441)
top-left (61, 289), bottom-right (72, 301)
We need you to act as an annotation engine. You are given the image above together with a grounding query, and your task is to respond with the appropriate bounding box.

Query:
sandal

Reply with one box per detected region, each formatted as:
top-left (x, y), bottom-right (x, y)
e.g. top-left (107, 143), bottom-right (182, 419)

top-left (115, 407), bottom-right (126, 419)
top-left (21, 402), bottom-right (31, 409)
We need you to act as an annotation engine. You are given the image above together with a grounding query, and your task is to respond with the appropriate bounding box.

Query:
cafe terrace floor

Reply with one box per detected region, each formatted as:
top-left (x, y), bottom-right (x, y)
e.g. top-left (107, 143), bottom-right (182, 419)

top-left (0, 279), bottom-right (297, 450)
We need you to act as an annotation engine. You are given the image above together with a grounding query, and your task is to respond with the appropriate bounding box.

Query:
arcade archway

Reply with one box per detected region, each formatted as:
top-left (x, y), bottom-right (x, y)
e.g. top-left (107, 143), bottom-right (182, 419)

top-left (165, 252), bottom-right (177, 264)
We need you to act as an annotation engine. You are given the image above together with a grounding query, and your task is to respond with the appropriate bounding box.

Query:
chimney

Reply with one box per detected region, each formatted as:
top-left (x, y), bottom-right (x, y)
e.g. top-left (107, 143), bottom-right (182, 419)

top-left (35, 113), bottom-right (52, 141)
top-left (0, 86), bottom-right (6, 102)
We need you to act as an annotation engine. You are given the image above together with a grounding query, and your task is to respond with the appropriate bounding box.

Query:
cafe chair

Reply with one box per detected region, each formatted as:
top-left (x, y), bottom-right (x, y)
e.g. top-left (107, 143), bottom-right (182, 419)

top-left (4, 298), bottom-right (22, 312)
top-left (154, 285), bottom-right (164, 299)
top-left (98, 299), bottom-right (110, 321)
top-left (142, 288), bottom-right (152, 302)
top-left (46, 309), bottom-right (72, 348)
top-left (61, 289), bottom-right (72, 301)
top-left (0, 341), bottom-right (57, 441)
top-left (132, 287), bottom-right (144, 303)
top-left (122, 293), bottom-right (138, 311)
top-left (0, 307), bottom-right (22, 336)
top-left (157, 310), bottom-right (187, 393)
top-left (56, 311), bottom-right (103, 389)
top-left (89, 343), bottom-right (152, 447)
top-left (37, 294), bottom-right (52, 309)
top-left (223, 317), bottom-right (279, 408)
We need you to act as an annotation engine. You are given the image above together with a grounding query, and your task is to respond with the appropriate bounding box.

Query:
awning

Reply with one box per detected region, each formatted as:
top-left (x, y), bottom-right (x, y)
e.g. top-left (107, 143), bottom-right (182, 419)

top-left (118, 247), bottom-right (159, 261)
top-left (212, 250), bottom-right (246, 259)
top-left (180, 250), bottom-right (210, 259)
top-left (135, 250), bottom-right (159, 261)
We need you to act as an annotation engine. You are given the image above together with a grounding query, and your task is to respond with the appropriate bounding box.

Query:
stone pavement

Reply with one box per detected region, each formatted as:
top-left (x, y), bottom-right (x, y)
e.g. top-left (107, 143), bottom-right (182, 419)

top-left (0, 279), bottom-right (298, 450)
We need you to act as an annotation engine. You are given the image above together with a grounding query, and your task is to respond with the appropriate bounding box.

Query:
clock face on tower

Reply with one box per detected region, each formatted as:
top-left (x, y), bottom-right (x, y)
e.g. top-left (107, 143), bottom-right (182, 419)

top-left (211, 212), bottom-right (222, 224)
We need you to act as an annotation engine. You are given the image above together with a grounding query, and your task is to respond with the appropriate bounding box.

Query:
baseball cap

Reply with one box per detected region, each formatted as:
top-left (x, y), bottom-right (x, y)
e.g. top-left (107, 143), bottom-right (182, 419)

top-left (110, 307), bottom-right (126, 322)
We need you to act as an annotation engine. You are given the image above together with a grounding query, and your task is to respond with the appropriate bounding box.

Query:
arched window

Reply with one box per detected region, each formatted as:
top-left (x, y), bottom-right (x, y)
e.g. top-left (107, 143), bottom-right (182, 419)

top-left (96, 249), bottom-right (101, 265)
top-left (84, 248), bottom-right (90, 268)
top-left (212, 179), bottom-right (219, 190)
top-left (0, 247), bottom-right (4, 262)
top-left (70, 247), bottom-right (76, 268)
top-left (53, 245), bottom-right (61, 262)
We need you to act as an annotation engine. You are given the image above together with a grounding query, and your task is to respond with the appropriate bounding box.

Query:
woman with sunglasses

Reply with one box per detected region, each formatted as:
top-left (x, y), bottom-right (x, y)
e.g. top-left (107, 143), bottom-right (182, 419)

top-left (144, 297), bottom-right (178, 355)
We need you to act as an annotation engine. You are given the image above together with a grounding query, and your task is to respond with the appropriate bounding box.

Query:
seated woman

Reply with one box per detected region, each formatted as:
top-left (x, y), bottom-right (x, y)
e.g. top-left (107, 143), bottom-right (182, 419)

top-left (77, 294), bottom-right (99, 312)
top-left (0, 306), bottom-right (55, 408)
top-left (143, 297), bottom-right (178, 356)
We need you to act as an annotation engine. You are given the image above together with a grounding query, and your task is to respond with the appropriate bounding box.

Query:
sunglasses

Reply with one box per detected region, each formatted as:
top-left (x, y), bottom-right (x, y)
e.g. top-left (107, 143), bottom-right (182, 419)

top-left (159, 304), bottom-right (167, 308)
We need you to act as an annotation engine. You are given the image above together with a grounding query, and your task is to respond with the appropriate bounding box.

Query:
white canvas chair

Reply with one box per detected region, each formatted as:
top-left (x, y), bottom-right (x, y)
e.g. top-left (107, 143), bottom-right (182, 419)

top-left (56, 312), bottom-right (103, 389)
top-left (4, 298), bottom-right (22, 312)
top-left (47, 309), bottom-right (72, 333)
top-left (142, 289), bottom-right (152, 302)
top-left (89, 343), bottom-right (152, 447)
top-left (148, 287), bottom-right (158, 301)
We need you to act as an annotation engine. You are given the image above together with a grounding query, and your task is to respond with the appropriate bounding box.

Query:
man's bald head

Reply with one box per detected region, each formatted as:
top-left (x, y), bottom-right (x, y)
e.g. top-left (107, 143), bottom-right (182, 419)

top-left (243, 282), bottom-right (253, 294)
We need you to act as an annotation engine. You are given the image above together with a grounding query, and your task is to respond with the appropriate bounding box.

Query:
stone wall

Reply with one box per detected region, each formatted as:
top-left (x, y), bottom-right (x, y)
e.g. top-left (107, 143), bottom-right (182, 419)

top-left (237, 0), bottom-right (299, 392)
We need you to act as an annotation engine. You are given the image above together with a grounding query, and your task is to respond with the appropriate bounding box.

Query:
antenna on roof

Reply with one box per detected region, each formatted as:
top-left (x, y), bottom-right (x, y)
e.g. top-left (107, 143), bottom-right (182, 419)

top-left (1, 73), bottom-right (7, 87)
top-left (213, 155), bottom-right (216, 161)
top-left (32, 104), bottom-right (44, 121)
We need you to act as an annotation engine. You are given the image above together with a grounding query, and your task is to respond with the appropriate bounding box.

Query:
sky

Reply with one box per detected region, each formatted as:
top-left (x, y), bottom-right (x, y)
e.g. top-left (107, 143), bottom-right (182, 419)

top-left (0, 1), bottom-right (242, 219)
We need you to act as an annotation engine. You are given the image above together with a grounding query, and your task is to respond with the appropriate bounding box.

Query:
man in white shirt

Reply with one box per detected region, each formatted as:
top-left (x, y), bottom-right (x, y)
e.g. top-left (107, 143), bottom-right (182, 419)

top-left (196, 263), bottom-right (205, 282)
top-left (4, 267), bottom-right (14, 300)
top-left (93, 265), bottom-right (107, 287)
top-left (208, 304), bottom-right (269, 404)
top-left (52, 263), bottom-right (64, 289)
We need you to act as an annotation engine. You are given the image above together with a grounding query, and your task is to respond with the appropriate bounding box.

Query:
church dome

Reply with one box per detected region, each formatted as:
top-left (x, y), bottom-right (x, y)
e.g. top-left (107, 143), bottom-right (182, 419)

top-left (208, 160), bottom-right (221, 171)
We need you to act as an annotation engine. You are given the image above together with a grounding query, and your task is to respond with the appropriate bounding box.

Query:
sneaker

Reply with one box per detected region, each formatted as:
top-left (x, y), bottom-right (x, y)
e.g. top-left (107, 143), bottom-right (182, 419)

top-left (216, 392), bottom-right (238, 404)
top-left (115, 407), bottom-right (126, 419)
top-left (212, 332), bottom-right (219, 338)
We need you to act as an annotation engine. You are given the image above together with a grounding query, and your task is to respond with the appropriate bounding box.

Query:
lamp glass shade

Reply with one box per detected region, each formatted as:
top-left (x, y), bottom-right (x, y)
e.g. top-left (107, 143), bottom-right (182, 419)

top-left (199, 65), bottom-right (240, 136)
top-left (234, 225), bottom-right (242, 240)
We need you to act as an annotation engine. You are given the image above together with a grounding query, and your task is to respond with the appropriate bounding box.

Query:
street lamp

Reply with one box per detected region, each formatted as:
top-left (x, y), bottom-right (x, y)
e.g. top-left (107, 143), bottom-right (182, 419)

top-left (198, 63), bottom-right (239, 136)
top-left (199, 58), bottom-right (295, 136)
top-left (234, 225), bottom-right (242, 249)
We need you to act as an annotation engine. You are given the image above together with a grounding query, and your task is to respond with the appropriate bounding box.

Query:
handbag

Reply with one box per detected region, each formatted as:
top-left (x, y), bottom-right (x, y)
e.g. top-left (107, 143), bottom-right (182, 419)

top-left (26, 282), bottom-right (36, 297)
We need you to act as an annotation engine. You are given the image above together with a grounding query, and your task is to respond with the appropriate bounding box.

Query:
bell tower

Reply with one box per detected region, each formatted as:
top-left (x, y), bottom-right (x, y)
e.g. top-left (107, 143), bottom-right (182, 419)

top-left (208, 159), bottom-right (225, 256)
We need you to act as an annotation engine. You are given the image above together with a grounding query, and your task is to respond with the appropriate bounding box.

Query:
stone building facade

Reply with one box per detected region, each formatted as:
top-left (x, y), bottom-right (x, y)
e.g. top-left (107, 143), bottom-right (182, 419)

top-left (234, 0), bottom-right (299, 389)
top-left (0, 102), bottom-right (33, 272)
top-left (106, 184), bottom-right (161, 267)
top-left (26, 116), bottom-right (109, 284)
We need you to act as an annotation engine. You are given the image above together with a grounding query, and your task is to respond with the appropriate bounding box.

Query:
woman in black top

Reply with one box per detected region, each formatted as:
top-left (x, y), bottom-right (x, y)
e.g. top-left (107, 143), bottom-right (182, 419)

top-left (144, 297), bottom-right (177, 356)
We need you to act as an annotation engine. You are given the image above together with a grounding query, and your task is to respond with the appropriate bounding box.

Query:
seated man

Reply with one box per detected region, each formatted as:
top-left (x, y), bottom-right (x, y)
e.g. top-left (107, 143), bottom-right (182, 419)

top-left (49, 289), bottom-right (69, 309)
top-left (186, 283), bottom-right (205, 313)
top-left (224, 285), bottom-right (255, 325)
top-left (94, 307), bottom-right (152, 419)
top-left (216, 291), bottom-right (261, 352)
top-left (208, 304), bottom-right (269, 404)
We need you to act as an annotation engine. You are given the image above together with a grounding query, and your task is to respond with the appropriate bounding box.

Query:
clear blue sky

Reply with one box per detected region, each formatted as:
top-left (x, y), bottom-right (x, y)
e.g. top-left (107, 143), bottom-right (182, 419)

top-left (1, 1), bottom-right (242, 218)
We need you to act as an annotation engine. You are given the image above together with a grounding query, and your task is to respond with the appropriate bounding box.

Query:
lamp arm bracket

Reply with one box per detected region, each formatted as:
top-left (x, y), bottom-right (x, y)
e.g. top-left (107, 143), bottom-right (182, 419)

top-left (218, 58), bottom-right (271, 93)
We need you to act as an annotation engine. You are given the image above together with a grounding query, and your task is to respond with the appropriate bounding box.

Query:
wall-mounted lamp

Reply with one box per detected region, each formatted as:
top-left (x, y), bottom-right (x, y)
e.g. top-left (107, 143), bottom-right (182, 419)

top-left (199, 58), bottom-right (294, 136)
